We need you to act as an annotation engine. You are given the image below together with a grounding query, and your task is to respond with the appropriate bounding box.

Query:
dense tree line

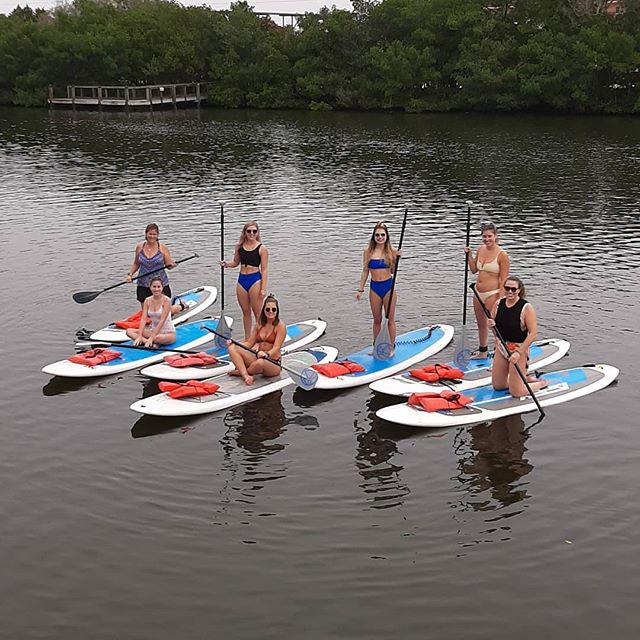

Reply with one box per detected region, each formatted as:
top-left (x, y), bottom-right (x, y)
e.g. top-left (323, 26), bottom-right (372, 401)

top-left (1, 0), bottom-right (639, 113)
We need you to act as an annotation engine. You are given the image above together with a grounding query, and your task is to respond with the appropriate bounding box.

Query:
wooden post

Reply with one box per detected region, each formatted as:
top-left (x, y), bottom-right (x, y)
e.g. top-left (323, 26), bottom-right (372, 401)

top-left (71, 85), bottom-right (76, 110)
top-left (146, 86), bottom-right (152, 111)
top-left (125, 85), bottom-right (129, 112)
top-left (171, 84), bottom-right (177, 111)
top-left (48, 85), bottom-right (53, 107)
top-left (196, 82), bottom-right (201, 105)
top-left (97, 86), bottom-right (102, 110)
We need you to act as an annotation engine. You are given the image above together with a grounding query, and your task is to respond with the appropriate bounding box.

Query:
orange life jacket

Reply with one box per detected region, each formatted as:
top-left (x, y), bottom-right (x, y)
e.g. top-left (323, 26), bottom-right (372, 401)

top-left (163, 352), bottom-right (218, 368)
top-left (408, 390), bottom-right (473, 412)
top-left (69, 348), bottom-right (122, 366)
top-left (158, 380), bottom-right (221, 399)
top-left (311, 360), bottom-right (366, 378)
top-left (409, 363), bottom-right (464, 383)
top-left (114, 310), bottom-right (151, 330)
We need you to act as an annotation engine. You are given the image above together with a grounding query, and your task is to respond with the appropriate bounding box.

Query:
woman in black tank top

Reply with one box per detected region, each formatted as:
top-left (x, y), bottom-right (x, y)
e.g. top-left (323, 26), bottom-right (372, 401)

top-left (220, 221), bottom-right (269, 340)
top-left (488, 276), bottom-right (548, 398)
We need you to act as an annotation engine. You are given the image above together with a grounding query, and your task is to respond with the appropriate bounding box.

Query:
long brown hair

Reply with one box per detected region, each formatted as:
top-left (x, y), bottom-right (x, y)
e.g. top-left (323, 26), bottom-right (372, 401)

top-left (365, 221), bottom-right (395, 268)
top-left (504, 276), bottom-right (526, 299)
top-left (258, 294), bottom-right (280, 327)
top-left (236, 221), bottom-right (262, 248)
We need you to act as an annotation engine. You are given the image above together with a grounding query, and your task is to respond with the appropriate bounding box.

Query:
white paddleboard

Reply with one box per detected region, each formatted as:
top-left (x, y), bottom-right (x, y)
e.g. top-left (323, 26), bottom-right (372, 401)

top-left (376, 364), bottom-right (619, 428)
top-left (89, 285), bottom-right (217, 343)
top-left (42, 316), bottom-right (231, 378)
top-left (130, 346), bottom-right (339, 417)
top-left (310, 324), bottom-right (454, 390)
top-left (369, 338), bottom-right (570, 397)
top-left (140, 318), bottom-right (327, 381)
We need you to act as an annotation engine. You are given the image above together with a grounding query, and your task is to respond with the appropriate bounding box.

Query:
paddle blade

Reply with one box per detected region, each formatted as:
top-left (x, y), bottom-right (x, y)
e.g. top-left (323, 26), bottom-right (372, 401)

top-left (454, 326), bottom-right (472, 368)
top-left (214, 315), bottom-right (232, 349)
top-left (285, 362), bottom-right (318, 391)
top-left (373, 320), bottom-right (393, 360)
top-left (72, 290), bottom-right (101, 304)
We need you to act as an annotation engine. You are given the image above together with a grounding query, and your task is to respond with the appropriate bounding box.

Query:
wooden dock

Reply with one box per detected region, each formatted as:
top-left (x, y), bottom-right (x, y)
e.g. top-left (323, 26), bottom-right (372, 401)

top-left (48, 83), bottom-right (203, 110)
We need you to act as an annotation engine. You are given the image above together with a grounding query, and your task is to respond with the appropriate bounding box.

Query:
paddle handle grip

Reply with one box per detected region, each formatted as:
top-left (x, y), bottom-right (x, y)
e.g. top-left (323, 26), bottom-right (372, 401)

top-left (469, 284), bottom-right (545, 418)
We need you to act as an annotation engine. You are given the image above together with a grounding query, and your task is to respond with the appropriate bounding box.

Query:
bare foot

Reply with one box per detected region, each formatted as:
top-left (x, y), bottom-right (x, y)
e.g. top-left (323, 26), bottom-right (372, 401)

top-left (529, 379), bottom-right (548, 392)
top-left (228, 369), bottom-right (241, 377)
top-left (243, 374), bottom-right (254, 386)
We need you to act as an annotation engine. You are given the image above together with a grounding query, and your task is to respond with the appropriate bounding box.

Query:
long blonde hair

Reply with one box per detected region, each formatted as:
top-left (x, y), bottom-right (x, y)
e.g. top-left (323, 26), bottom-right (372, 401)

top-left (365, 221), bottom-right (396, 269)
top-left (236, 221), bottom-right (262, 248)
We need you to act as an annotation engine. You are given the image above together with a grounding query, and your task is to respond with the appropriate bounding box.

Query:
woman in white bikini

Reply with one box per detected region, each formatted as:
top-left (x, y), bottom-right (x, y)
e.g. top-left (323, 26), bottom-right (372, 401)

top-left (126, 277), bottom-right (176, 347)
top-left (464, 222), bottom-right (510, 358)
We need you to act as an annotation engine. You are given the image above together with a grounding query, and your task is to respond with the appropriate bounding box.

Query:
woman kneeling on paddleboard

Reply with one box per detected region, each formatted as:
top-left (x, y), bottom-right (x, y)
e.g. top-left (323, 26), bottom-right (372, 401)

top-left (465, 222), bottom-right (510, 358)
top-left (126, 277), bottom-right (176, 347)
top-left (227, 294), bottom-right (285, 386)
top-left (488, 276), bottom-right (548, 398)
top-left (126, 223), bottom-right (185, 314)
top-left (356, 221), bottom-right (401, 352)
top-left (220, 221), bottom-right (269, 340)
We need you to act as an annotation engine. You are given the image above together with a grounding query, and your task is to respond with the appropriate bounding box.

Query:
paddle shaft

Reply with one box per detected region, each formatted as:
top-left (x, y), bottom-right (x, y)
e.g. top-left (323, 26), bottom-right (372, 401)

top-left (462, 203), bottom-right (472, 326)
top-left (384, 207), bottom-right (408, 320)
top-left (470, 284), bottom-right (546, 418)
top-left (220, 203), bottom-right (225, 311)
top-left (79, 339), bottom-right (219, 356)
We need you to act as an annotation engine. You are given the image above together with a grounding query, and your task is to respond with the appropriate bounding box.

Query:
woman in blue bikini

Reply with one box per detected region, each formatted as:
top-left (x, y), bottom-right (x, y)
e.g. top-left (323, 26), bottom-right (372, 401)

top-left (221, 221), bottom-right (269, 340)
top-left (356, 221), bottom-right (400, 350)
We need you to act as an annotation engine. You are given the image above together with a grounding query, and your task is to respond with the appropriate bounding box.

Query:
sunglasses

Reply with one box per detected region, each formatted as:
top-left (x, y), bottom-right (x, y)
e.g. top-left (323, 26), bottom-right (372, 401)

top-left (504, 285), bottom-right (519, 293)
top-left (374, 233), bottom-right (386, 238)
top-left (264, 306), bottom-right (277, 312)
top-left (246, 228), bottom-right (258, 235)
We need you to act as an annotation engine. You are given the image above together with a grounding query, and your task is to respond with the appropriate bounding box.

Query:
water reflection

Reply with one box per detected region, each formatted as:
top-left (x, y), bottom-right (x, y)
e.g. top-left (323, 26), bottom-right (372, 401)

top-left (42, 374), bottom-right (120, 397)
top-left (452, 415), bottom-right (533, 547)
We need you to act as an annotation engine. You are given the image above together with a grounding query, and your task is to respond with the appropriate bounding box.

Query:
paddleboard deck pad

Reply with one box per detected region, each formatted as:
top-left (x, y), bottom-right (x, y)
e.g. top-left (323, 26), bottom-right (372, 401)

top-left (89, 286), bottom-right (217, 343)
top-left (369, 338), bottom-right (570, 397)
top-left (43, 316), bottom-right (231, 378)
top-left (130, 346), bottom-right (339, 417)
top-left (376, 364), bottom-right (619, 428)
top-left (140, 319), bottom-right (327, 381)
top-left (311, 324), bottom-right (454, 390)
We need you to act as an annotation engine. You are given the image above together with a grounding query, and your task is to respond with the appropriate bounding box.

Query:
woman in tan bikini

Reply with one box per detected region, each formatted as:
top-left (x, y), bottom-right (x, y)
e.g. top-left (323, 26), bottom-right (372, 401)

top-left (226, 294), bottom-right (286, 386)
top-left (464, 222), bottom-right (510, 358)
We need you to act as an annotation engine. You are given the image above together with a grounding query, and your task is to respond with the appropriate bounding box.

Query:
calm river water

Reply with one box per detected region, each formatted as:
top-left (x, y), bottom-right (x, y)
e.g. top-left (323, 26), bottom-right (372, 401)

top-left (1, 106), bottom-right (639, 639)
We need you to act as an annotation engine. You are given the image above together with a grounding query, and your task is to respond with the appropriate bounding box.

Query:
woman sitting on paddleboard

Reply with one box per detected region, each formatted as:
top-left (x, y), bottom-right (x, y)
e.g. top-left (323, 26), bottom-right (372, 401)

top-left (126, 277), bottom-right (176, 347)
top-left (227, 294), bottom-right (285, 386)
top-left (488, 276), bottom-right (547, 397)
top-left (126, 223), bottom-right (185, 313)
top-left (464, 222), bottom-right (510, 358)
top-left (220, 221), bottom-right (269, 340)
top-left (356, 221), bottom-right (400, 352)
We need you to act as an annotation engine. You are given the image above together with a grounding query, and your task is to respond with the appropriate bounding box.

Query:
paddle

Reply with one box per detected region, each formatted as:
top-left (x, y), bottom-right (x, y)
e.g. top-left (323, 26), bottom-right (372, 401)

top-left (373, 207), bottom-right (408, 360)
top-left (77, 339), bottom-right (224, 356)
top-left (470, 283), bottom-right (545, 421)
top-left (200, 325), bottom-right (318, 391)
top-left (72, 254), bottom-right (199, 304)
top-left (215, 202), bottom-right (233, 349)
top-left (454, 200), bottom-right (473, 367)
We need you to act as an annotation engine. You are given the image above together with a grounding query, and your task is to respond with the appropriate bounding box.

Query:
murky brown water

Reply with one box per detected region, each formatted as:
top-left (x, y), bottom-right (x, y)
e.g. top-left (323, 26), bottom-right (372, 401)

top-left (1, 106), bottom-right (639, 639)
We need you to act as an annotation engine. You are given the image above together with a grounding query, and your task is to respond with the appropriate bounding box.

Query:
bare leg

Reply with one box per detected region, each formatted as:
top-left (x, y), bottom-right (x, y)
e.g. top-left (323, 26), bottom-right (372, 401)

top-left (226, 343), bottom-right (254, 385)
top-left (382, 290), bottom-right (398, 351)
top-left (247, 280), bottom-right (263, 325)
top-left (247, 358), bottom-right (281, 378)
top-left (472, 294), bottom-right (490, 351)
top-left (368, 290), bottom-right (384, 343)
top-left (236, 283), bottom-right (253, 341)
top-left (492, 348), bottom-right (509, 390)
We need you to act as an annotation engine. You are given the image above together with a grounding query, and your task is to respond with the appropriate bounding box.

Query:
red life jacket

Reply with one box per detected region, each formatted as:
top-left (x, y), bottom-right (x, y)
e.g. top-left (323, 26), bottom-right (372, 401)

top-left (69, 348), bottom-right (122, 366)
top-left (158, 380), bottom-right (221, 399)
top-left (311, 360), bottom-right (366, 378)
top-left (409, 363), bottom-right (464, 383)
top-left (163, 352), bottom-right (218, 368)
top-left (114, 310), bottom-right (151, 330)
top-left (408, 390), bottom-right (473, 412)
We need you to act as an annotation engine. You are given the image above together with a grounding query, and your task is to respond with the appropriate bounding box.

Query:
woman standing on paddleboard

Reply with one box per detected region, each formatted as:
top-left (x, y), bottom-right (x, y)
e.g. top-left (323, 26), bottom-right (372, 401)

top-left (126, 223), bottom-right (182, 309)
top-left (488, 276), bottom-right (547, 398)
top-left (464, 222), bottom-right (510, 358)
top-left (126, 277), bottom-right (176, 347)
top-left (226, 294), bottom-right (285, 386)
top-left (356, 221), bottom-right (400, 352)
top-left (220, 221), bottom-right (269, 340)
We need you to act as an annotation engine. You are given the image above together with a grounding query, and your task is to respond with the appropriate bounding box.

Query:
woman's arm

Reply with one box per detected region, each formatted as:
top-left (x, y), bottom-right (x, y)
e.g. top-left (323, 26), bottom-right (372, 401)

top-left (221, 246), bottom-right (240, 269)
top-left (498, 251), bottom-right (510, 289)
top-left (355, 250), bottom-right (369, 301)
top-left (259, 245), bottom-right (269, 297)
top-left (465, 246), bottom-right (479, 274)
top-left (161, 243), bottom-right (177, 269)
top-left (520, 304), bottom-right (538, 353)
top-left (127, 243), bottom-right (142, 282)
top-left (134, 299), bottom-right (149, 345)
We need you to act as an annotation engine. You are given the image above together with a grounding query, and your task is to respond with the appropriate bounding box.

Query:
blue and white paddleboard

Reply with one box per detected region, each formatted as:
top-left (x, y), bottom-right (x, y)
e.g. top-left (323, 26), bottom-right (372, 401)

top-left (140, 318), bottom-right (327, 381)
top-left (89, 285), bottom-right (217, 343)
top-left (369, 338), bottom-right (570, 397)
top-left (376, 364), bottom-right (619, 428)
top-left (42, 317), bottom-right (231, 378)
top-left (130, 346), bottom-right (339, 417)
top-left (310, 324), bottom-right (454, 390)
